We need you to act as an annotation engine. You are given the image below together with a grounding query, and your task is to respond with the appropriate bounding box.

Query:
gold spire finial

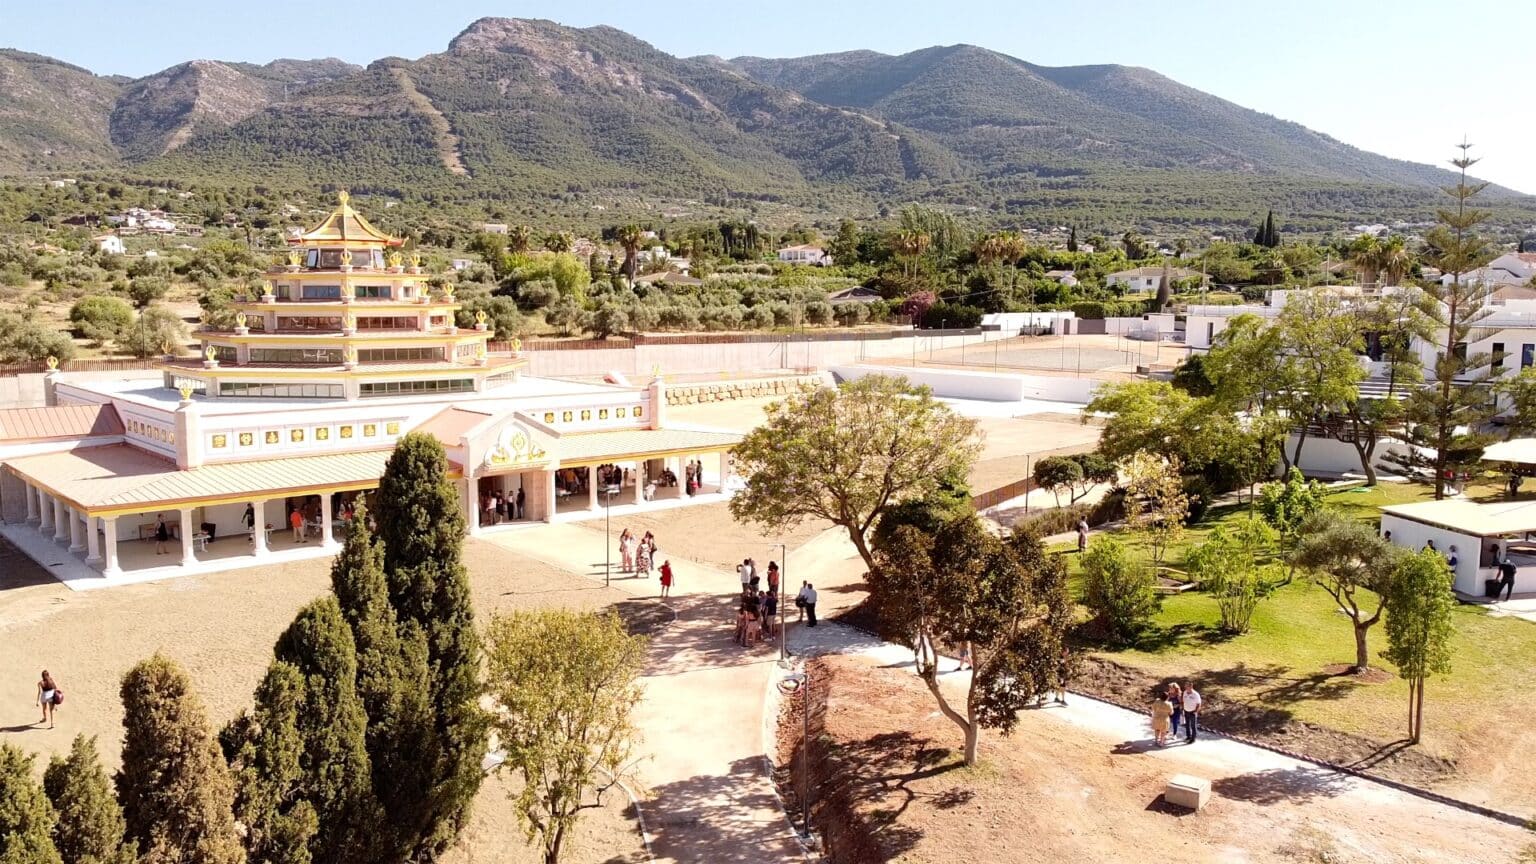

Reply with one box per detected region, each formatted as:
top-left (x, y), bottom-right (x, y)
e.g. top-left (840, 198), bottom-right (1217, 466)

top-left (337, 189), bottom-right (350, 207)
top-left (177, 382), bottom-right (194, 402)
top-left (204, 346), bottom-right (218, 362)
top-left (475, 309), bottom-right (487, 325)
top-left (235, 311), bottom-right (247, 328)
top-left (45, 355), bottom-right (59, 371)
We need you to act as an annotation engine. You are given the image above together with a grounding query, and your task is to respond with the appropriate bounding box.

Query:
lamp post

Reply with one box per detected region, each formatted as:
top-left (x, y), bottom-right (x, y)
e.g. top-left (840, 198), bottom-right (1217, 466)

top-left (602, 483), bottom-right (620, 587)
top-left (778, 671), bottom-right (811, 839)
top-left (774, 541), bottom-right (788, 662)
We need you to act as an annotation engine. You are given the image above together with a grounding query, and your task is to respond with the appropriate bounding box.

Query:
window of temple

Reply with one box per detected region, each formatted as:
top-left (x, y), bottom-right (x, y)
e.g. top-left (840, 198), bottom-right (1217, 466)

top-left (360, 347), bottom-right (440, 362)
top-left (359, 379), bottom-right (474, 397)
top-left (277, 316), bottom-right (343, 331)
top-left (220, 382), bottom-right (344, 399)
top-left (355, 285), bottom-right (392, 299)
top-left (249, 347), bottom-right (343, 364)
top-left (303, 284), bottom-right (342, 300)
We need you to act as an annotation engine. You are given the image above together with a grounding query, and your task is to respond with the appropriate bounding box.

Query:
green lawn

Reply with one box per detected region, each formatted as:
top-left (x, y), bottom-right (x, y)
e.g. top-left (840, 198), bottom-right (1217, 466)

top-left (1061, 481), bottom-right (1536, 785)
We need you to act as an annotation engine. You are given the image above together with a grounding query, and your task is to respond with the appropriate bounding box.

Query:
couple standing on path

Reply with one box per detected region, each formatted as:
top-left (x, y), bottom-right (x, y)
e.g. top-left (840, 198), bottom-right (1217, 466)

top-left (1151, 681), bottom-right (1202, 746)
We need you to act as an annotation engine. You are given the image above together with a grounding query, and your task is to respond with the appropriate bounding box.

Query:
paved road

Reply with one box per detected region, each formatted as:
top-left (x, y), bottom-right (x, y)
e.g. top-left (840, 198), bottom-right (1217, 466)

top-left (485, 523), bottom-right (806, 864)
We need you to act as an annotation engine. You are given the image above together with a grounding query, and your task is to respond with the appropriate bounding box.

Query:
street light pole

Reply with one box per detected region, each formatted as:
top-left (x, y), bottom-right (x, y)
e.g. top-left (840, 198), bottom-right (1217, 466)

top-left (776, 541), bottom-right (788, 662)
top-left (601, 484), bottom-right (620, 587)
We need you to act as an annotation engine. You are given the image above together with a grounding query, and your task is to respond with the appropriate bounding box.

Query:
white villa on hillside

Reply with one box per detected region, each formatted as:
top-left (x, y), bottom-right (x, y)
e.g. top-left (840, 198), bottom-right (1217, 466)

top-left (1107, 265), bottom-right (1203, 294)
top-left (777, 244), bottom-right (831, 266)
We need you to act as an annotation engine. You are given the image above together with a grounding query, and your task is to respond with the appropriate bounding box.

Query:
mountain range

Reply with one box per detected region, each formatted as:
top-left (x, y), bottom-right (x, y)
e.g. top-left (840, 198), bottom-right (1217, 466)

top-left (1, 18), bottom-right (1528, 230)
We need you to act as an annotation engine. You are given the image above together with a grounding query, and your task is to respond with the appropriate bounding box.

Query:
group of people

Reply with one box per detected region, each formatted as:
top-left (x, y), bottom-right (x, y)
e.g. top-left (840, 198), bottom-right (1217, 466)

top-left (732, 558), bottom-right (797, 647)
top-left (480, 487), bottom-right (528, 525)
top-left (1149, 681), bottom-right (1203, 746)
top-left (618, 528), bottom-right (672, 595)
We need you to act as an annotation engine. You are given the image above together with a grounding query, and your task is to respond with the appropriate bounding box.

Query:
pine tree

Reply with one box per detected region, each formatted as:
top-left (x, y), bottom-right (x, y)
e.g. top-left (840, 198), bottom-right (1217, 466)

top-left (373, 434), bottom-right (487, 858)
top-left (0, 744), bottom-right (62, 864)
top-left (116, 654), bottom-right (245, 864)
top-left (329, 502), bottom-right (434, 863)
top-left (43, 736), bottom-right (135, 864)
top-left (1066, 226), bottom-right (1078, 253)
top-left (1403, 142), bottom-right (1496, 499)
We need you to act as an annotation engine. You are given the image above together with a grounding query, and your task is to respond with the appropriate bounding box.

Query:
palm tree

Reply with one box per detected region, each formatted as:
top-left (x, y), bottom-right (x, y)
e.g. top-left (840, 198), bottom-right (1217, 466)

top-left (892, 230), bottom-right (931, 280)
top-left (508, 224), bottom-right (533, 254)
top-left (996, 231), bottom-right (1027, 306)
top-left (1379, 235), bottom-right (1413, 287)
top-left (545, 231), bottom-right (574, 254)
top-left (1349, 235), bottom-right (1383, 289)
top-left (616, 224), bottom-right (644, 285)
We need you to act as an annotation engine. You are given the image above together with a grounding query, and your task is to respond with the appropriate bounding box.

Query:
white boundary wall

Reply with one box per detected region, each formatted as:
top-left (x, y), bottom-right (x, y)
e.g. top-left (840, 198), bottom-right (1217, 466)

top-left (828, 364), bottom-right (1099, 404)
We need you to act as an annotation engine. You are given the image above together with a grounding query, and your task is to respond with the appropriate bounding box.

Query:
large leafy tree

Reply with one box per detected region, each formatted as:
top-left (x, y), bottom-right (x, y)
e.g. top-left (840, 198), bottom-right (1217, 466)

top-left (730, 375), bottom-right (981, 572)
top-left (374, 434), bottom-right (488, 859)
top-left (1293, 510), bottom-right (1402, 673)
top-left (0, 744), bottom-right (61, 864)
top-left (868, 516), bottom-right (1073, 765)
top-left (43, 735), bottom-right (135, 864)
top-left (116, 654), bottom-right (245, 864)
top-left (1382, 551), bottom-right (1456, 743)
top-left (1274, 289), bottom-right (1366, 467)
top-left (1404, 143), bottom-right (1496, 499)
top-left (484, 611), bottom-right (646, 864)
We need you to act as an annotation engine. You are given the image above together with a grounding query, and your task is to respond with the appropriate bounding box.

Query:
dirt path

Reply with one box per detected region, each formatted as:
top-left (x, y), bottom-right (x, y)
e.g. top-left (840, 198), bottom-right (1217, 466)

top-left (783, 622), bottom-right (1534, 864)
top-left (481, 522), bottom-right (807, 864)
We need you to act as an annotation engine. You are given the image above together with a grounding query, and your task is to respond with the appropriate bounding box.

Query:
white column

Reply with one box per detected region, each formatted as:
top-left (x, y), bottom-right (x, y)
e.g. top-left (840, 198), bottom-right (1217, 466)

top-left (85, 515), bottom-right (102, 564)
top-left (53, 498), bottom-right (69, 542)
top-left (101, 517), bottom-right (120, 577)
top-left (251, 501), bottom-right (268, 557)
top-left (320, 492), bottom-right (338, 549)
top-left (717, 451), bottom-right (730, 493)
top-left (587, 465), bottom-right (599, 511)
top-left (179, 508), bottom-right (196, 567)
top-left (68, 507), bottom-right (86, 552)
top-left (24, 483), bottom-right (39, 523)
top-left (35, 488), bottom-right (51, 530)
top-left (545, 469), bottom-right (558, 523)
top-left (670, 458), bottom-right (686, 499)
top-left (464, 475), bottom-right (482, 537)
top-left (633, 463), bottom-right (645, 505)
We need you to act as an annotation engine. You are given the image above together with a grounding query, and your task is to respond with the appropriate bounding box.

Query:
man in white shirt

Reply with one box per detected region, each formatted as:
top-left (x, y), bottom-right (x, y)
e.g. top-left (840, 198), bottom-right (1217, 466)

top-left (797, 582), bottom-right (818, 627)
top-left (738, 560), bottom-right (751, 592)
top-left (1182, 684), bottom-right (1203, 743)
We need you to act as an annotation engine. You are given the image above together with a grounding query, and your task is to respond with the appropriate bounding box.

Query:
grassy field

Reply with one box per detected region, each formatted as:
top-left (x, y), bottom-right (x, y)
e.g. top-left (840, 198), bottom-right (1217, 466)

top-left (1059, 480), bottom-right (1536, 806)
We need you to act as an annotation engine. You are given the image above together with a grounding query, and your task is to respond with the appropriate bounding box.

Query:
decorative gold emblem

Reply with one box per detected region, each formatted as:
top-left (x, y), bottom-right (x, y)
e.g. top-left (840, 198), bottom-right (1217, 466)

top-left (337, 189), bottom-right (350, 206)
top-left (265, 431), bottom-right (279, 444)
top-left (510, 337), bottom-right (523, 353)
top-left (263, 281), bottom-right (275, 297)
top-left (211, 434), bottom-right (227, 449)
top-left (387, 250), bottom-right (403, 268)
top-left (341, 281), bottom-right (355, 300)
top-left (235, 311), bottom-right (247, 328)
top-left (239, 432), bottom-right (254, 446)
top-left (441, 284), bottom-right (456, 302)
top-left (340, 249), bottom-right (353, 267)
top-left (344, 345), bottom-right (358, 364)
top-left (386, 421), bottom-right (400, 435)
top-left (177, 382), bottom-right (194, 401)
top-left (204, 346), bottom-right (218, 361)
top-left (287, 249), bottom-right (303, 266)
top-left (291, 428), bottom-right (304, 443)
top-left (343, 310), bottom-right (356, 330)
top-left (45, 355), bottom-right (58, 371)
top-left (363, 424), bottom-right (377, 437)
top-left (408, 251), bottom-right (422, 268)
top-left (339, 426), bottom-right (353, 439)
top-left (475, 309), bottom-right (487, 325)
top-left (316, 427), bottom-right (330, 441)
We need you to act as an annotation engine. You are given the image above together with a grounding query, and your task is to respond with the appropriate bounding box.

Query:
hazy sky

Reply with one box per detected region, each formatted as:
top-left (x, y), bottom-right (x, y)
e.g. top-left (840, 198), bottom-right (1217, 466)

top-left (6, 0), bottom-right (1531, 192)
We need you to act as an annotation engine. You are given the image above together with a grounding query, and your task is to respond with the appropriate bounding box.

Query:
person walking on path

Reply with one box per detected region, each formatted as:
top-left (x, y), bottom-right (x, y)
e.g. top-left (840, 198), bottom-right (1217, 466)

top-left (37, 670), bottom-right (59, 729)
top-left (659, 560), bottom-right (673, 598)
top-left (1151, 693), bottom-right (1173, 746)
top-left (243, 503), bottom-right (256, 544)
top-left (154, 514), bottom-right (170, 555)
top-left (797, 582), bottom-right (818, 627)
top-left (1166, 682), bottom-right (1183, 738)
top-left (1182, 683), bottom-right (1203, 743)
top-left (1076, 518), bottom-right (1089, 553)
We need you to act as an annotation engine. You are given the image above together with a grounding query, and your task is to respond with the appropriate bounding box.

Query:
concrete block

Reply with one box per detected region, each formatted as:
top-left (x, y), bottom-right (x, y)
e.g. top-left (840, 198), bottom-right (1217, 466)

top-left (1165, 774), bottom-right (1210, 810)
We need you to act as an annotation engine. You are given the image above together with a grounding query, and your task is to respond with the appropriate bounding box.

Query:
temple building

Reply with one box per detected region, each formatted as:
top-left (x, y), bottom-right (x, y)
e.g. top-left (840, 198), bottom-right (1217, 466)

top-left (0, 193), bottom-right (743, 588)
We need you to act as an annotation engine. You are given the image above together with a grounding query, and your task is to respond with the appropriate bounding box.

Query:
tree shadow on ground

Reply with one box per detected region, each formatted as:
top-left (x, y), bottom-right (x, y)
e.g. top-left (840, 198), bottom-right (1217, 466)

top-left (644, 756), bottom-right (805, 863)
top-left (601, 598), bottom-right (673, 637)
top-left (0, 535), bottom-right (55, 592)
top-left (1211, 766), bottom-right (1352, 805)
top-left (1124, 621), bottom-right (1234, 653)
top-left (818, 730), bottom-right (965, 858)
top-left (1341, 739), bottom-right (1415, 772)
top-left (641, 592), bottom-right (784, 677)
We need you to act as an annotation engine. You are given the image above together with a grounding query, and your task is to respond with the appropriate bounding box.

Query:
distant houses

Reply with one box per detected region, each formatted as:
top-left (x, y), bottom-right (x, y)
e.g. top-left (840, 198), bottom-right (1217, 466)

top-left (1445, 252), bottom-right (1536, 290)
top-left (1106, 265), bottom-right (1204, 294)
top-left (777, 244), bottom-right (831, 266)
top-left (93, 234), bottom-right (125, 255)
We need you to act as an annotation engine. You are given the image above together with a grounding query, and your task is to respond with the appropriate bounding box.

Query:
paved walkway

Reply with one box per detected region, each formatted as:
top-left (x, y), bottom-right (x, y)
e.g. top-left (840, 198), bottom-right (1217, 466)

top-left (483, 522), bottom-right (806, 864)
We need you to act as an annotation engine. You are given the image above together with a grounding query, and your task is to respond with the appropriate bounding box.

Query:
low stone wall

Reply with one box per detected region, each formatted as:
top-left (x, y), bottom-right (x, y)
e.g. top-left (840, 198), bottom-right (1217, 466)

top-left (664, 374), bottom-right (825, 406)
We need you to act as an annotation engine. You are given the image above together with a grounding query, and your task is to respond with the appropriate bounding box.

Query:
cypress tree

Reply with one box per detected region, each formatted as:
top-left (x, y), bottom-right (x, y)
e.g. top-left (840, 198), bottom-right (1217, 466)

top-left (42, 735), bottom-right (135, 864)
top-left (329, 501), bottom-right (433, 862)
top-left (116, 654), bottom-right (245, 864)
top-left (272, 597), bottom-right (384, 863)
top-left (374, 435), bottom-right (488, 858)
top-left (0, 744), bottom-right (62, 864)
top-left (227, 664), bottom-right (318, 864)
top-left (1066, 226), bottom-right (1078, 253)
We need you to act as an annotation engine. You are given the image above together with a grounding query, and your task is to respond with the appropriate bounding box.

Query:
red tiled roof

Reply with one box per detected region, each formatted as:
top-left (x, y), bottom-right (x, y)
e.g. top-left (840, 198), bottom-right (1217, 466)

top-left (0, 405), bottom-right (123, 443)
top-left (414, 407), bottom-right (495, 446)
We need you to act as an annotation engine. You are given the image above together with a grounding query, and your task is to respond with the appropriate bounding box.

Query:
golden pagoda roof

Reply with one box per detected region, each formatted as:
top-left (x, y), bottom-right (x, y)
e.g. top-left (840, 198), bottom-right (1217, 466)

top-left (289, 190), bottom-right (403, 247)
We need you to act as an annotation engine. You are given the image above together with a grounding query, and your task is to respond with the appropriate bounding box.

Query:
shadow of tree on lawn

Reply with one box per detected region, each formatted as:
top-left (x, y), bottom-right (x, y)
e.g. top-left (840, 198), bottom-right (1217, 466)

top-left (1212, 766), bottom-right (1352, 805)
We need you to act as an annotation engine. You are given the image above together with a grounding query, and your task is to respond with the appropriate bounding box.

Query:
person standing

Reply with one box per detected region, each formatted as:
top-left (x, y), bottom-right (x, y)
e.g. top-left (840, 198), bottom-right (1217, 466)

top-left (767, 561), bottom-right (780, 598)
top-left (1076, 518), bottom-right (1089, 553)
top-left (738, 559), bottom-right (752, 592)
top-left (798, 582), bottom-right (818, 627)
top-left (154, 514), bottom-right (169, 555)
top-left (516, 486), bottom-right (526, 520)
top-left (1182, 683), bottom-right (1203, 743)
top-left (1499, 556), bottom-right (1518, 601)
top-left (243, 503), bottom-right (256, 544)
top-left (619, 529), bottom-right (634, 572)
top-left (659, 560), bottom-right (673, 598)
top-left (1151, 693), bottom-right (1173, 746)
top-left (289, 507), bottom-right (305, 543)
top-left (37, 670), bottom-right (59, 729)
top-left (762, 589), bottom-right (777, 638)
top-left (1167, 682), bottom-right (1183, 738)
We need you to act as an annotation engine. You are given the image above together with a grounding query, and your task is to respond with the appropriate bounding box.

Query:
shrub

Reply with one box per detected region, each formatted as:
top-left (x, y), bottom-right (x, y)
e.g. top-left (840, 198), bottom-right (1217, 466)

top-left (68, 296), bottom-right (134, 346)
top-left (0, 312), bottom-right (76, 363)
top-left (804, 301), bottom-right (834, 326)
top-left (834, 302), bottom-right (870, 327)
top-left (921, 302), bottom-right (983, 329)
top-left (745, 304), bottom-right (776, 329)
top-left (1080, 537), bottom-right (1160, 643)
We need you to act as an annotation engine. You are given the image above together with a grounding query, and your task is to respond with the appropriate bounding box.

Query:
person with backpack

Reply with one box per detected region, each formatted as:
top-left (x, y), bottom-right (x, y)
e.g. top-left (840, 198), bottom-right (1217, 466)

top-left (1499, 555), bottom-right (1518, 602)
top-left (37, 670), bottom-right (61, 729)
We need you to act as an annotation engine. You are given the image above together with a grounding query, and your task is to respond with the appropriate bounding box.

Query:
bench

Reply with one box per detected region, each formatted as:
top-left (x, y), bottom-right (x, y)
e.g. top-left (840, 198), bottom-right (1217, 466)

top-left (1165, 774), bottom-right (1211, 810)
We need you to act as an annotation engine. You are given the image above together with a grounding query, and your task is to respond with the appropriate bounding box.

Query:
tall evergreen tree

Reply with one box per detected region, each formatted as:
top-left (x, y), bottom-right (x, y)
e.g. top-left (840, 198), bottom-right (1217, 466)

top-left (1066, 226), bottom-right (1078, 253)
top-left (374, 434), bottom-right (487, 858)
top-left (43, 736), bottom-right (135, 864)
top-left (329, 502), bottom-right (434, 863)
top-left (0, 744), bottom-right (62, 864)
top-left (116, 654), bottom-right (245, 864)
top-left (1403, 142), bottom-right (1496, 499)
top-left (226, 665), bottom-right (317, 864)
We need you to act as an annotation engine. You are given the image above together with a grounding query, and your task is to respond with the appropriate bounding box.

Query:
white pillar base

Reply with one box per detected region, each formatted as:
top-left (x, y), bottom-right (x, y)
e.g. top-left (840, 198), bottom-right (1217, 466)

top-left (179, 509), bottom-right (197, 567)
